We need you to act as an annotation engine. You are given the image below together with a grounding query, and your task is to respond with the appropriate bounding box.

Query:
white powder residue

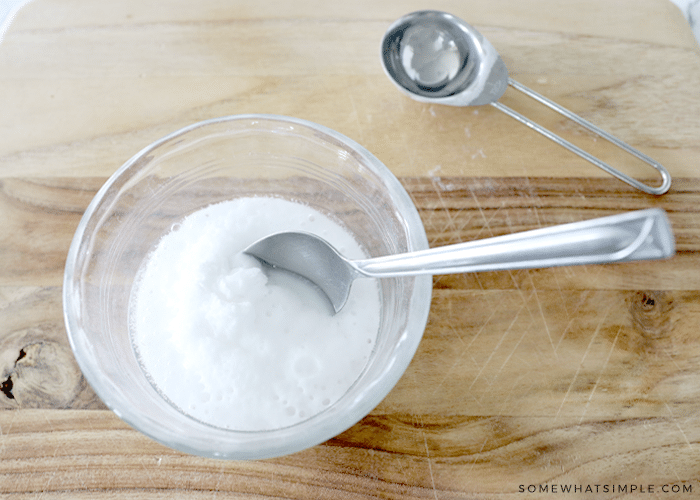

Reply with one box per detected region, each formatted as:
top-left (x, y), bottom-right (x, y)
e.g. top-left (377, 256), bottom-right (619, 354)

top-left (129, 197), bottom-right (381, 431)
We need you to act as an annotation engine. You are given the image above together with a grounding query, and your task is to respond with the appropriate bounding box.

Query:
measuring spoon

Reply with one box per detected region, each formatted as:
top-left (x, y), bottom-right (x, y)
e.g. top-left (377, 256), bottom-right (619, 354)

top-left (380, 10), bottom-right (671, 195)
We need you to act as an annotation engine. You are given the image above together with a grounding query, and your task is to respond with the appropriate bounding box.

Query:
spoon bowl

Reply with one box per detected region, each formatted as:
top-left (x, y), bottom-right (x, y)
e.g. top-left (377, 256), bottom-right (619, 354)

top-left (381, 10), bottom-right (508, 106)
top-left (245, 208), bottom-right (674, 314)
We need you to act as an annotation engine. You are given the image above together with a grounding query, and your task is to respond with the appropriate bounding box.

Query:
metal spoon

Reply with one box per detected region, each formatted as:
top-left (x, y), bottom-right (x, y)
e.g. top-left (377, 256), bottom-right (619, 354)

top-left (244, 208), bottom-right (674, 314)
top-left (380, 10), bottom-right (671, 195)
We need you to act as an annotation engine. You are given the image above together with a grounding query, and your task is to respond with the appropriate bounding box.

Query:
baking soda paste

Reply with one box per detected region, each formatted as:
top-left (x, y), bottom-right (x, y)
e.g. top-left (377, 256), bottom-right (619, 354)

top-left (129, 196), bottom-right (381, 431)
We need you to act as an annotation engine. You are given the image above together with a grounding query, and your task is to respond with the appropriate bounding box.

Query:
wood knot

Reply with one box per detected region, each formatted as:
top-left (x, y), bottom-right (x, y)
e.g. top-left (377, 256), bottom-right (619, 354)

top-left (1, 340), bottom-right (85, 408)
top-left (628, 291), bottom-right (673, 340)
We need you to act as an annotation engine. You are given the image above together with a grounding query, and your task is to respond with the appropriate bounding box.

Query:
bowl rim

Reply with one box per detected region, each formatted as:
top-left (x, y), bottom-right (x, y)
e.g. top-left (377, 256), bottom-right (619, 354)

top-left (63, 114), bottom-right (433, 459)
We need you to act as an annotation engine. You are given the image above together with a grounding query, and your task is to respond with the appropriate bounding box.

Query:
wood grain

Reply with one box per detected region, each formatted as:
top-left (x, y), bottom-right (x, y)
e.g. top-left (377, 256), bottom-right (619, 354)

top-left (1, 175), bottom-right (697, 288)
top-left (2, 3), bottom-right (699, 180)
top-left (1, 176), bottom-right (699, 497)
top-left (0, 410), bottom-right (696, 497)
top-left (2, 0), bottom-right (700, 497)
top-left (0, 411), bottom-right (696, 498)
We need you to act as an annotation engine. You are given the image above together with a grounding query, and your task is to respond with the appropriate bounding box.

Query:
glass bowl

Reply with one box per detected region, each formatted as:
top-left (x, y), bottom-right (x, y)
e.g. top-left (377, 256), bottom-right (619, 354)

top-left (63, 114), bottom-right (432, 459)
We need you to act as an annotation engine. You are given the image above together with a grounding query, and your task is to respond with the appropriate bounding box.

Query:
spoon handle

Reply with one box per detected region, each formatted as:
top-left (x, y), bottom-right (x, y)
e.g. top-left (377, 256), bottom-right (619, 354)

top-left (354, 209), bottom-right (674, 277)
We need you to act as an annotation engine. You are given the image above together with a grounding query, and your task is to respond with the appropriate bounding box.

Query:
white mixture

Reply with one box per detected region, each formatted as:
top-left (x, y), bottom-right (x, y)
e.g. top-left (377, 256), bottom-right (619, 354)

top-left (129, 197), bottom-right (381, 431)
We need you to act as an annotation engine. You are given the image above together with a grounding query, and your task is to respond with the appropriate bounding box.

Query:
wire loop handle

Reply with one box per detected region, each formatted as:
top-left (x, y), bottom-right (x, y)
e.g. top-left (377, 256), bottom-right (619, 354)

top-left (491, 79), bottom-right (671, 195)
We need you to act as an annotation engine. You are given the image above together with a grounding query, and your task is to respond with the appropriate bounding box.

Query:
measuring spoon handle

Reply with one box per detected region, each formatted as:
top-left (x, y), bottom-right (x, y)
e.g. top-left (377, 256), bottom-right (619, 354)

top-left (354, 209), bottom-right (674, 277)
top-left (492, 79), bottom-right (672, 195)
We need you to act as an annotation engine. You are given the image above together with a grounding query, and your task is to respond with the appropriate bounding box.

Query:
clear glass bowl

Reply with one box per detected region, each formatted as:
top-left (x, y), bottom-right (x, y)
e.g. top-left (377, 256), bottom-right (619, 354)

top-left (63, 115), bottom-right (432, 459)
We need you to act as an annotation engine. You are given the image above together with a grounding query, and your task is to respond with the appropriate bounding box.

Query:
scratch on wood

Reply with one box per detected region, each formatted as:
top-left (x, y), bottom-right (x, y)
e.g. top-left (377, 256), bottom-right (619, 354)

top-left (554, 290), bottom-right (591, 354)
top-left (473, 271), bottom-right (485, 291)
top-left (556, 302), bottom-right (614, 421)
top-left (469, 303), bottom-right (526, 391)
top-left (473, 204), bottom-right (504, 242)
top-left (43, 412), bottom-right (56, 433)
top-left (431, 307), bottom-right (499, 397)
top-left (500, 274), bottom-right (531, 336)
top-left (468, 186), bottom-right (492, 238)
top-left (552, 271), bottom-right (569, 318)
top-left (448, 324), bottom-right (467, 347)
top-left (494, 317), bottom-right (534, 384)
top-left (578, 324), bottom-right (622, 424)
top-left (139, 457), bottom-right (159, 489)
top-left (532, 205), bottom-right (544, 229)
top-left (434, 187), bottom-right (457, 238)
top-left (529, 271), bottom-right (556, 354)
top-left (468, 437), bottom-right (490, 473)
top-left (665, 403), bottom-right (695, 450)
top-left (422, 435), bottom-right (439, 500)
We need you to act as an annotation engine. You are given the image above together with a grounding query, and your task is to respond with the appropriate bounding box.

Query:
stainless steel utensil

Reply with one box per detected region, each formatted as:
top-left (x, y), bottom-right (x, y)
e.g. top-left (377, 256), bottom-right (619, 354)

top-left (244, 208), bottom-right (674, 314)
top-left (380, 10), bottom-right (672, 195)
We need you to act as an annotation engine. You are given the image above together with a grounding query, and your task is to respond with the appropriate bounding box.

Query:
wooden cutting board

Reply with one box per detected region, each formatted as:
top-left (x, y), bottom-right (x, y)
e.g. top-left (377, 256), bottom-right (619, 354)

top-left (1, 0), bottom-right (699, 497)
